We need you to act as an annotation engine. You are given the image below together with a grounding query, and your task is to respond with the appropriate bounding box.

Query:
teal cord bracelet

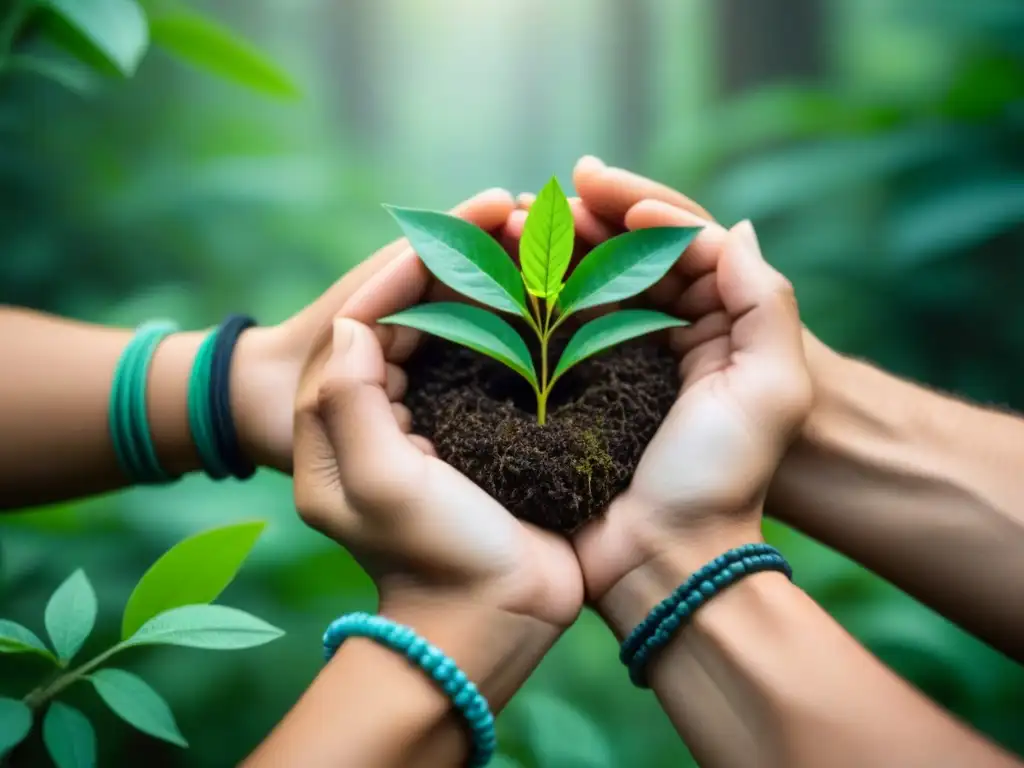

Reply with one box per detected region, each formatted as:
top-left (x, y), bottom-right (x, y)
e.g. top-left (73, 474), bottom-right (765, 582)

top-left (619, 542), bottom-right (782, 667)
top-left (187, 329), bottom-right (229, 479)
top-left (323, 612), bottom-right (497, 767)
top-left (109, 320), bottom-right (180, 484)
top-left (624, 545), bottom-right (793, 688)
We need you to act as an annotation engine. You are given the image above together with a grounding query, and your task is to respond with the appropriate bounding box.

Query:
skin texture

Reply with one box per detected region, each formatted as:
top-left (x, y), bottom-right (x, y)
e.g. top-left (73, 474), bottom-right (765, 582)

top-left (568, 156), bottom-right (1024, 662)
top-left (0, 188), bottom-right (514, 509)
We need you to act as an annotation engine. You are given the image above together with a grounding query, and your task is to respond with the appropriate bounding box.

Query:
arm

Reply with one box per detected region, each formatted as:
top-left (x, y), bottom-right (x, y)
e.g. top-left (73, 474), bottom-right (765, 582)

top-left (768, 337), bottom-right (1024, 661)
top-left (599, 532), bottom-right (1022, 768)
top-left (247, 603), bottom-right (558, 767)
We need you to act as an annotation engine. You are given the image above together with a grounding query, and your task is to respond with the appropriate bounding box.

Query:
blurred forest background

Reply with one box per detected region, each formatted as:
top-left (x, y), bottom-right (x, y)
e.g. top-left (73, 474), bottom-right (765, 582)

top-left (2, 0), bottom-right (1024, 765)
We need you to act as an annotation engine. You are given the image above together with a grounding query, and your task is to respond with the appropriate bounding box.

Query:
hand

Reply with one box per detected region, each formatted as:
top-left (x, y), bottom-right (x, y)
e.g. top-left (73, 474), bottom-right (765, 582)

top-left (228, 188), bottom-right (516, 474)
top-left (292, 313), bottom-right (583, 629)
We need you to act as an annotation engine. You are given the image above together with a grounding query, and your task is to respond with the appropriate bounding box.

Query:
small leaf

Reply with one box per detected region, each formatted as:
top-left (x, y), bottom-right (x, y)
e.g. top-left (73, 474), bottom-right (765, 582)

top-left (42, 0), bottom-right (149, 76)
top-left (121, 520), bottom-right (265, 640)
top-left (149, 10), bottom-right (299, 99)
top-left (552, 310), bottom-right (686, 384)
top-left (44, 702), bottom-right (96, 768)
top-left (0, 698), bottom-right (32, 757)
top-left (385, 206), bottom-right (527, 316)
top-left (520, 176), bottom-right (574, 299)
top-left (45, 570), bottom-right (97, 664)
top-left (0, 619), bottom-right (57, 662)
top-left (125, 605), bottom-right (284, 650)
top-left (379, 303), bottom-right (538, 388)
top-left (558, 227), bottom-right (702, 316)
top-left (91, 668), bottom-right (187, 747)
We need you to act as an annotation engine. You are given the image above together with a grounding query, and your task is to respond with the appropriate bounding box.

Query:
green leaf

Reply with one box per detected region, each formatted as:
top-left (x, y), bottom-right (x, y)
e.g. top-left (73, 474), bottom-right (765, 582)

top-left (520, 692), bottom-right (614, 768)
top-left (43, 702), bottom-right (96, 768)
top-left (125, 605), bottom-right (284, 650)
top-left (149, 10), bottom-right (299, 99)
top-left (45, 570), bottom-right (97, 664)
top-left (121, 520), bottom-right (265, 640)
top-left (90, 668), bottom-right (187, 748)
top-left (552, 310), bottom-right (686, 384)
top-left (42, 0), bottom-right (149, 76)
top-left (9, 46), bottom-right (100, 95)
top-left (0, 619), bottom-right (57, 662)
top-left (558, 227), bottom-right (702, 316)
top-left (520, 176), bottom-right (574, 299)
top-left (379, 303), bottom-right (538, 388)
top-left (0, 698), bottom-right (32, 757)
top-left (385, 206), bottom-right (527, 316)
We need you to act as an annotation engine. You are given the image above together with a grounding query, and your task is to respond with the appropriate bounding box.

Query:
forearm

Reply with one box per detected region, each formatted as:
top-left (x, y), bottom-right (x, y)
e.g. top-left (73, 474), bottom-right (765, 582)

top-left (600, 544), bottom-right (1020, 768)
top-left (768, 334), bottom-right (1024, 658)
top-left (246, 601), bottom-right (561, 767)
top-left (0, 307), bottom-right (277, 509)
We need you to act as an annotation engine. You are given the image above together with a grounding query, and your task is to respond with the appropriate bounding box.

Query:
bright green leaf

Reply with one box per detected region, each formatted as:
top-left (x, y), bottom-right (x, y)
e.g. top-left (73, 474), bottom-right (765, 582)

top-left (0, 619), bottom-right (57, 662)
top-left (121, 520), bottom-right (265, 640)
top-left (520, 176), bottom-right (574, 299)
top-left (149, 10), bottom-right (299, 99)
top-left (42, 0), bottom-right (149, 76)
top-left (552, 310), bottom-right (686, 384)
top-left (558, 227), bottom-right (702, 316)
top-left (45, 570), bottom-right (97, 664)
top-left (125, 604), bottom-right (284, 650)
top-left (90, 668), bottom-right (187, 747)
top-left (0, 698), bottom-right (32, 757)
top-left (385, 206), bottom-right (527, 316)
top-left (43, 702), bottom-right (96, 768)
top-left (379, 303), bottom-right (538, 388)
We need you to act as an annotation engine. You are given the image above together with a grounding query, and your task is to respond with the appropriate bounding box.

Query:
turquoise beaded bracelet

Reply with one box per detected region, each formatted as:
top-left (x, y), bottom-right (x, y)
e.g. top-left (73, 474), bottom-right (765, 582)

top-left (623, 545), bottom-right (792, 688)
top-left (323, 612), bottom-right (497, 767)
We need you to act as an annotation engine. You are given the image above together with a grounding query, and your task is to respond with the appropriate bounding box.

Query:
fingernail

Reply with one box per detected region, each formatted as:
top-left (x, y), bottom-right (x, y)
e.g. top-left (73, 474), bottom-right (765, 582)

top-left (735, 219), bottom-right (760, 249)
top-left (333, 318), bottom-right (355, 356)
top-left (576, 155), bottom-right (606, 171)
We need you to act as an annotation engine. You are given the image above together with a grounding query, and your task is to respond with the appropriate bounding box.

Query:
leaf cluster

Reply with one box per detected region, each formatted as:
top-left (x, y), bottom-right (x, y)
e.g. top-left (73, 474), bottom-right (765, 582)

top-left (0, 521), bottom-right (282, 767)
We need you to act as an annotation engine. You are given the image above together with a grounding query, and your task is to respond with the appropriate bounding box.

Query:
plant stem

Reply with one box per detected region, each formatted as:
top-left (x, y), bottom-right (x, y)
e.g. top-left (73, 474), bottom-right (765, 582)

top-left (23, 643), bottom-right (126, 710)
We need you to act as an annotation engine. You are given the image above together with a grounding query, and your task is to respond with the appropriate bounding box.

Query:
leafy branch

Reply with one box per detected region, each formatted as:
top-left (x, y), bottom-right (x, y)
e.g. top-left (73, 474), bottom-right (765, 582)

top-left (0, 521), bottom-right (283, 766)
top-left (380, 176), bottom-right (702, 424)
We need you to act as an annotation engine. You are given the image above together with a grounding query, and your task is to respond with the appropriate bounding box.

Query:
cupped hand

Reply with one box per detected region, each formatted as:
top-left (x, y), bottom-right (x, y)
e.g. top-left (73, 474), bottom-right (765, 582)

top-left (229, 188), bottom-right (516, 474)
top-left (292, 271), bottom-right (583, 629)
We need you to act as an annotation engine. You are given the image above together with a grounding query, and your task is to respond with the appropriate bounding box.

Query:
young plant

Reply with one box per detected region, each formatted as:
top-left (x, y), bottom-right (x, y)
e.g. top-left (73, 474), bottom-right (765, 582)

top-left (379, 176), bottom-right (702, 424)
top-left (0, 521), bottom-right (282, 767)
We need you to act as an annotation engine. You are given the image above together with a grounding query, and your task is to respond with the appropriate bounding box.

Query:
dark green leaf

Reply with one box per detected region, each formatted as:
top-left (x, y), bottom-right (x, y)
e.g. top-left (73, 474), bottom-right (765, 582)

top-left (385, 206), bottom-right (527, 315)
top-left (9, 45), bottom-right (100, 94)
top-left (43, 702), bottom-right (96, 768)
top-left (42, 0), bottom-right (149, 76)
top-left (379, 303), bottom-right (537, 388)
top-left (91, 669), bottom-right (186, 747)
top-left (0, 698), bottom-right (32, 757)
top-left (121, 520), bottom-right (265, 640)
top-left (559, 227), bottom-right (701, 316)
top-left (45, 570), bottom-right (97, 664)
top-left (520, 176), bottom-right (574, 299)
top-left (552, 310), bottom-right (685, 384)
top-left (125, 604), bottom-right (284, 650)
top-left (0, 619), bottom-right (57, 661)
top-left (149, 10), bottom-right (299, 99)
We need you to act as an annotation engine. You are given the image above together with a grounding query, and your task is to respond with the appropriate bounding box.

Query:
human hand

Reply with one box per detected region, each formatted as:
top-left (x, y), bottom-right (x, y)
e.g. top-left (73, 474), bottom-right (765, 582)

top-left (227, 188), bottom-right (516, 474)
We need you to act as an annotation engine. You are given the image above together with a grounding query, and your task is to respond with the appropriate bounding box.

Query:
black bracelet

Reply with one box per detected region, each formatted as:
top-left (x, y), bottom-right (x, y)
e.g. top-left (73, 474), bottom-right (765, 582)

top-left (209, 314), bottom-right (258, 480)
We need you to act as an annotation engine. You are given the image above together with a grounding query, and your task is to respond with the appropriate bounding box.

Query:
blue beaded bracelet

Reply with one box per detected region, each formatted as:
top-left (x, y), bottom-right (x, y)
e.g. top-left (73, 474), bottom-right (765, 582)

top-left (323, 612), bottom-right (497, 767)
top-left (619, 542), bottom-right (783, 667)
top-left (623, 545), bottom-right (793, 688)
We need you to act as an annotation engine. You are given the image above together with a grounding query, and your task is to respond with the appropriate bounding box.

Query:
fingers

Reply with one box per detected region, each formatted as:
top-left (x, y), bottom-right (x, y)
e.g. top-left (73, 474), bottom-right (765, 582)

top-left (573, 155), bottom-right (714, 225)
top-left (385, 363), bottom-right (407, 401)
top-left (624, 199), bottom-right (727, 280)
top-left (341, 188), bottom-right (515, 323)
top-left (317, 319), bottom-right (421, 488)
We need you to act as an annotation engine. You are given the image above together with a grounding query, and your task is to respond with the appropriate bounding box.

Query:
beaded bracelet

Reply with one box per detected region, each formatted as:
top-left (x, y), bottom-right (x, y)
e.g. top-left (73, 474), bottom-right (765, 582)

top-left (624, 545), bottom-right (793, 688)
top-left (619, 542), bottom-right (782, 668)
top-left (187, 330), bottom-right (229, 479)
top-left (109, 320), bottom-right (180, 484)
top-left (323, 612), bottom-right (497, 767)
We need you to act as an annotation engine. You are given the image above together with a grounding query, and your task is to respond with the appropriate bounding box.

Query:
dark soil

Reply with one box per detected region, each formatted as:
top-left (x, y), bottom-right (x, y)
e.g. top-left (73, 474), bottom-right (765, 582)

top-left (404, 326), bottom-right (679, 534)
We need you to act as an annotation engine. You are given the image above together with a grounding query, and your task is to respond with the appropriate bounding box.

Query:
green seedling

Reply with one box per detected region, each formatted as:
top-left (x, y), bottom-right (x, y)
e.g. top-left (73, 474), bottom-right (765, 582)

top-left (379, 176), bottom-right (702, 425)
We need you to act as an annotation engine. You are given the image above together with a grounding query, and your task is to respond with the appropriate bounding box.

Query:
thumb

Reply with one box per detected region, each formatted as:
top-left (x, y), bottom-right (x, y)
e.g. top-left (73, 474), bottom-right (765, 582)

top-left (717, 220), bottom-right (803, 363)
top-left (317, 318), bottom-right (420, 486)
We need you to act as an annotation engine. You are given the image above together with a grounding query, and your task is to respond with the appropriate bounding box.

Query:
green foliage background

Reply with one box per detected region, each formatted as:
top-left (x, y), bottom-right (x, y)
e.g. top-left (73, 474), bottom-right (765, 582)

top-left (2, 0), bottom-right (1023, 765)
